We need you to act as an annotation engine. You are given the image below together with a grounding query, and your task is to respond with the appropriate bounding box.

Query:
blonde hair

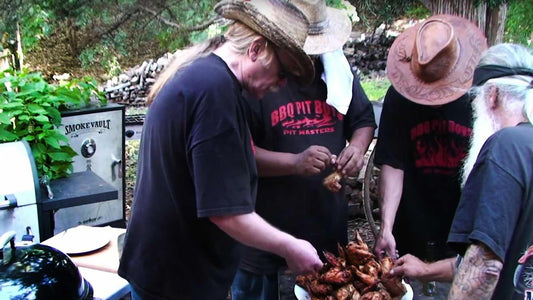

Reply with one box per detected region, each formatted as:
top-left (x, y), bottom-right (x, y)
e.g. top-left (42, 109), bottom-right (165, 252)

top-left (147, 21), bottom-right (276, 104)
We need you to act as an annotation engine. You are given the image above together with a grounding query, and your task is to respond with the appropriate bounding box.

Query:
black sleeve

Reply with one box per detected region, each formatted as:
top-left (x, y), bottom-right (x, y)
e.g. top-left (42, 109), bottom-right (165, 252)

top-left (187, 72), bottom-right (255, 217)
top-left (344, 74), bottom-right (377, 140)
top-left (373, 86), bottom-right (407, 169)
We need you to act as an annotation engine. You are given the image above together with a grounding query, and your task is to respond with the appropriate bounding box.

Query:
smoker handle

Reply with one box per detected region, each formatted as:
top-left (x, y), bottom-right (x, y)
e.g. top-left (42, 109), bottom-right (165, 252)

top-left (0, 231), bottom-right (16, 252)
top-left (111, 157), bottom-right (122, 181)
top-left (0, 194), bottom-right (17, 210)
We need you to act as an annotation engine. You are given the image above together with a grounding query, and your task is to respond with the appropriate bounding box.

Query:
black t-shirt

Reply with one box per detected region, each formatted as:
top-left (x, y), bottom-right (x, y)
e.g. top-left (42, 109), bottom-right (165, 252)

top-left (374, 86), bottom-right (472, 260)
top-left (118, 54), bottom-right (257, 300)
top-left (240, 60), bottom-right (376, 274)
top-left (448, 123), bottom-right (533, 300)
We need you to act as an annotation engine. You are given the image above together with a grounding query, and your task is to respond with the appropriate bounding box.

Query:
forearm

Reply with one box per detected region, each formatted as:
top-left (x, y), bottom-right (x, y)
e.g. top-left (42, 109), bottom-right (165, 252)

top-left (348, 126), bottom-right (374, 153)
top-left (448, 243), bottom-right (503, 299)
top-left (254, 147), bottom-right (298, 177)
top-left (378, 165), bottom-right (404, 233)
top-left (392, 254), bottom-right (456, 282)
top-left (423, 257), bottom-right (456, 282)
top-left (210, 212), bottom-right (295, 258)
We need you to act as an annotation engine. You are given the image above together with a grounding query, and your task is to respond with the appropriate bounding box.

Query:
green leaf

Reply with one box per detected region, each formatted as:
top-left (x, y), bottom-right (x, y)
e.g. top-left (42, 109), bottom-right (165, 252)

top-left (0, 128), bottom-right (19, 141)
top-left (42, 123), bottom-right (53, 130)
top-left (2, 102), bottom-right (24, 109)
top-left (0, 113), bottom-right (11, 124)
top-left (44, 136), bottom-right (60, 149)
top-left (48, 152), bottom-right (73, 161)
top-left (34, 115), bottom-right (49, 123)
top-left (44, 106), bottom-right (62, 125)
top-left (27, 103), bottom-right (48, 114)
top-left (9, 110), bottom-right (24, 116)
top-left (52, 132), bottom-right (69, 143)
top-left (60, 145), bottom-right (79, 157)
top-left (32, 145), bottom-right (42, 158)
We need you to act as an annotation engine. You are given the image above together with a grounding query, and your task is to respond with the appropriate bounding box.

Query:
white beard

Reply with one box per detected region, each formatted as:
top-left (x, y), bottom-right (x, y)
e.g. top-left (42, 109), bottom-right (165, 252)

top-left (461, 97), bottom-right (501, 187)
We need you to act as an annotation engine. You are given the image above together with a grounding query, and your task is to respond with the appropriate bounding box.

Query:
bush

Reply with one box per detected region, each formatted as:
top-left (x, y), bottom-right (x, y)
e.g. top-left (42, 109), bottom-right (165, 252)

top-left (505, 0), bottom-right (533, 45)
top-left (0, 68), bottom-right (106, 180)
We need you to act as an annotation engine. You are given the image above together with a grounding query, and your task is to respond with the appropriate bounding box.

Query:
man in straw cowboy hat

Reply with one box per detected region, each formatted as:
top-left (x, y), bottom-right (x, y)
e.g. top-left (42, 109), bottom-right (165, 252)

top-left (388, 43), bottom-right (533, 300)
top-left (372, 14), bottom-right (487, 296)
top-left (118, 1), bottom-right (324, 299)
top-left (231, 1), bottom-right (376, 299)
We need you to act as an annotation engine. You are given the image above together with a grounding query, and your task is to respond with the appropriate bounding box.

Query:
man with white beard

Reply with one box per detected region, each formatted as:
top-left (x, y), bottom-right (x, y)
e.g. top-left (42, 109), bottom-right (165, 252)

top-left (388, 43), bottom-right (533, 300)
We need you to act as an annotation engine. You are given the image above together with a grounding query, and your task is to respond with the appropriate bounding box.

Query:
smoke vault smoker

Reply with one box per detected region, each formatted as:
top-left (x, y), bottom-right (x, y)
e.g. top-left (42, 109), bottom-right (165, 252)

top-left (42, 103), bottom-right (126, 238)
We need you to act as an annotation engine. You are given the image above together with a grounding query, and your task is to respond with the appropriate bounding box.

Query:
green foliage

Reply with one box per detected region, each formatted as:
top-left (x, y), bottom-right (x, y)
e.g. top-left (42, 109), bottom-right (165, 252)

top-left (354, 0), bottom-right (421, 31)
top-left (0, 68), bottom-right (106, 179)
top-left (403, 3), bottom-right (431, 19)
top-left (2, 0), bottom-right (220, 79)
top-left (19, 6), bottom-right (52, 50)
top-left (505, 0), bottom-right (533, 45)
top-left (361, 78), bottom-right (390, 102)
top-left (475, 0), bottom-right (508, 9)
top-left (0, 1), bottom-right (51, 70)
top-left (326, 0), bottom-right (345, 8)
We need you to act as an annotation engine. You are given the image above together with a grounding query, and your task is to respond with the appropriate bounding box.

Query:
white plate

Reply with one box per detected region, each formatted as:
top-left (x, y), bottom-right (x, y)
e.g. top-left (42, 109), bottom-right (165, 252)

top-left (41, 225), bottom-right (110, 255)
top-left (294, 284), bottom-right (312, 300)
top-left (294, 280), bottom-right (413, 300)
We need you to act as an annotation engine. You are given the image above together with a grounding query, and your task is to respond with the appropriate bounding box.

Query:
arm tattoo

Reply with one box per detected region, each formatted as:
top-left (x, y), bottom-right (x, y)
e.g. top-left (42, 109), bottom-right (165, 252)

top-left (448, 243), bottom-right (503, 300)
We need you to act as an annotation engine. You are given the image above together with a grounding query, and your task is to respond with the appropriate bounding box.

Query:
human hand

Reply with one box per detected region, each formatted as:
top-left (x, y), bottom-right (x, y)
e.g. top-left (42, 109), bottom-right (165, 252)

top-left (332, 145), bottom-right (364, 177)
top-left (374, 230), bottom-right (397, 259)
top-left (283, 238), bottom-right (323, 275)
top-left (391, 254), bottom-right (430, 280)
top-left (294, 145), bottom-right (332, 176)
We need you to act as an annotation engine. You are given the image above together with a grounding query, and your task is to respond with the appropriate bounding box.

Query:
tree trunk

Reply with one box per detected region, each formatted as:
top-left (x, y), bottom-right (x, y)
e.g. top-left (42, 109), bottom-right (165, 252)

top-left (484, 3), bottom-right (507, 45)
top-left (421, 0), bottom-right (506, 46)
top-left (15, 20), bottom-right (23, 71)
top-left (66, 18), bottom-right (80, 58)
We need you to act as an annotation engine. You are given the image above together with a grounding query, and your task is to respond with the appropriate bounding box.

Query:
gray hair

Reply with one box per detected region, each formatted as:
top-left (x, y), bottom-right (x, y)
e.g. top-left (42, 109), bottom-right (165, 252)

top-left (471, 43), bottom-right (533, 123)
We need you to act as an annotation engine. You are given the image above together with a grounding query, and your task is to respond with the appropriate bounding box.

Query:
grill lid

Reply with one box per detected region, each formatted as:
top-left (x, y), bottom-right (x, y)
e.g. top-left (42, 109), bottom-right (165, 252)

top-left (0, 231), bottom-right (93, 300)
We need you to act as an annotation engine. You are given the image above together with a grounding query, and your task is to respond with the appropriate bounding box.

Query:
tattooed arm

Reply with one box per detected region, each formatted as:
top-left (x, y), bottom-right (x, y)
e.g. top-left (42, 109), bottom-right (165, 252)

top-left (448, 242), bottom-right (503, 300)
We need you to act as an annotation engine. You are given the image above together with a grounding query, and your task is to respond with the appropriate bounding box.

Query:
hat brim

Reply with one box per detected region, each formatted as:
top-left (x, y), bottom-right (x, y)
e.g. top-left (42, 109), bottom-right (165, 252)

top-left (387, 15), bottom-right (487, 105)
top-left (215, 0), bottom-right (314, 85)
top-left (303, 7), bottom-right (352, 55)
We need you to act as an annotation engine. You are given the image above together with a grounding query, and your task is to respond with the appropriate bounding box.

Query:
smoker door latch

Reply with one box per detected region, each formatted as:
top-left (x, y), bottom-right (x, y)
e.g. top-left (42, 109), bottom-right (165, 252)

top-left (0, 194), bottom-right (17, 210)
top-left (111, 157), bottom-right (123, 180)
top-left (21, 226), bottom-right (35, 244)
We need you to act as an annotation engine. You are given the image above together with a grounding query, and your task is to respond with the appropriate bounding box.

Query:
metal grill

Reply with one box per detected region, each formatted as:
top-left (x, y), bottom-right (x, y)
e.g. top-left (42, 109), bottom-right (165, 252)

top-left (125, 114), bottom-right (145, 126)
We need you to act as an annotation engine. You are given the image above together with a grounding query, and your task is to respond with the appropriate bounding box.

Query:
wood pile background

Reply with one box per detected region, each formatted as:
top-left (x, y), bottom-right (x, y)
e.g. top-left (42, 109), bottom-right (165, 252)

top-left (345, 34), bottom-right (394, 78)
top-left (103, 53), bottom-right (172, 107)
top-left (103, 33), bottom-right (394, 108)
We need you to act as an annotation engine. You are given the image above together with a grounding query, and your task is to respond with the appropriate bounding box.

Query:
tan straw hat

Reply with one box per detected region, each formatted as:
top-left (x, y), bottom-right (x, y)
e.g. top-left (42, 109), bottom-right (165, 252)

top-left (215, 0), bottom-right (314, 85)
top-left (387, 14), bottom-right (487, 105)
top-left (291, 0), bottom-right (352, 55)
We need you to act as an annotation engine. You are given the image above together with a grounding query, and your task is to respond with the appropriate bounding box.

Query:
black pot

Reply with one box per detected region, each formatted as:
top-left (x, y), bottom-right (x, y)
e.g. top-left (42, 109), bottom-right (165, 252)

top-left (0, 231), bottom-right (93, 300)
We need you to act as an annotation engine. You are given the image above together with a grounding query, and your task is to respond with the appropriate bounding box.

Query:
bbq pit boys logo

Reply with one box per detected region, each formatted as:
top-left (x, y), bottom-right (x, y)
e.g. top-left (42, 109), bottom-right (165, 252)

top-left (64, 119), bottom-right (111, 137)
top-left (270, 100), bottom-right (343, 136)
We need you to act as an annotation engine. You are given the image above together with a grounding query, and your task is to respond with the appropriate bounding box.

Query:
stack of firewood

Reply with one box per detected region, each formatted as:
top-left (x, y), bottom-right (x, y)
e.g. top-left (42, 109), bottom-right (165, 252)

top-left (104, 33), bottom-right (396, 107)
top-left (344, 33), bottom-right (395, 78)
top-left (103, 53), bottom-right (172, 107)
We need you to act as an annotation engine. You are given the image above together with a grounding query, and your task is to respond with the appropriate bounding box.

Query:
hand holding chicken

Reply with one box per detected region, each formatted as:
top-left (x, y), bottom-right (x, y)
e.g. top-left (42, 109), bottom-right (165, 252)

top-left (296, 232), bottom-right (406, 300)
